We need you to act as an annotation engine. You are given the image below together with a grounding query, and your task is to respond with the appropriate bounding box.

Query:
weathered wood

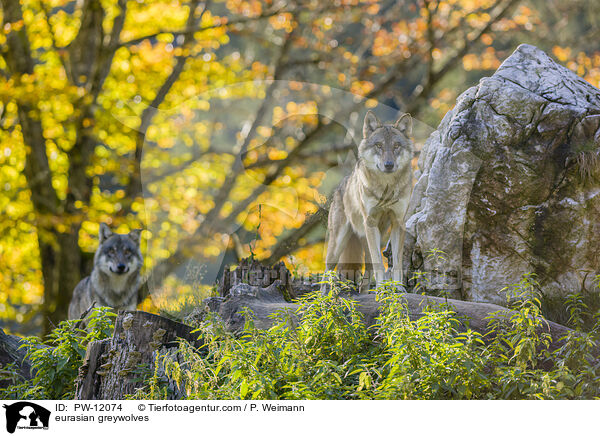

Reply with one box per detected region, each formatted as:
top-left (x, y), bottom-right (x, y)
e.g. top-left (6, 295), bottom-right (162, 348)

top-left (218, 258), bottom-right (292, 297)
top-left (0, 329), bottom-right (33, 389)
top-left (75, 311), bottom-right (202, 400)
top-left (210, 281), bottom-right (574, 351)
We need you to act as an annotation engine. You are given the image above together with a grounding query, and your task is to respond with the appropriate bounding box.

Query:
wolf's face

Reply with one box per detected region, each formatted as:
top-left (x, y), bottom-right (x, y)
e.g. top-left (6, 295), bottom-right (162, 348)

top-left (358, 111), bottom-right (413, 174)
top-left (95, 223), bottom-right (142, 276)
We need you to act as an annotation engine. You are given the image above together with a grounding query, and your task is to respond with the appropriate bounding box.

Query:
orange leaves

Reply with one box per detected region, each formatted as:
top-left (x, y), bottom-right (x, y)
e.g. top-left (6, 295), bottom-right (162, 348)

top-left (481, 34), bottom-right (493, 46)
top-left (372, 29), bottom-right (399, 57)
top-left (462, 53), bottom-right (478, 71)
top-left (556, 48), bottom-right (600, 89)
top-left (350, 80), bottom-right (374, 97)
top-left (2, 19), bottom-right (24, 34)
top-left (225, 0), bottom-right (263, 17)
top-left (462, 47), bottom-right (500, 71)
top-left (269, 13), bottom-right (295, 33)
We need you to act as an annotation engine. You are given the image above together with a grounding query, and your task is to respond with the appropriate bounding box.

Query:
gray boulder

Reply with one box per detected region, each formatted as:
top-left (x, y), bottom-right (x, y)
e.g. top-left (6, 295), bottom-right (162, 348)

top-left (404, 44), bottom-right (600, 304)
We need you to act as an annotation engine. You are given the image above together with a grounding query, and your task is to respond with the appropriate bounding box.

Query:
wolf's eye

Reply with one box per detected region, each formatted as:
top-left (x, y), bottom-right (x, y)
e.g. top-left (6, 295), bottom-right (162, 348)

top-left (394, 142), bottom-right (402, 149)
top-left (375, 143), bottom-right (383, 150)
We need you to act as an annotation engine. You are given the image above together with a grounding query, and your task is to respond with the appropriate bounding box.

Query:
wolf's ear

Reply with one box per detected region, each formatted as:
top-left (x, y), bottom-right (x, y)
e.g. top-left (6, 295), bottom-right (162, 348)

top-left (394, 113), bottom-right (412, 136)
top-left (129, 229), bottom-right (142, 245)
top-left (363, 110), bottom-right (381, 138)
top-left (99, 223), bottom-right (113, 243)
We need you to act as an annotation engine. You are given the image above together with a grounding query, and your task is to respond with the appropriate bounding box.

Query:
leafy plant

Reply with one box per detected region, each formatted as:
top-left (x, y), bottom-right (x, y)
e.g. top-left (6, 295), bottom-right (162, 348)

top-left (131, 274), bottom-right (600, 400)
top-left (5, 275), bottom-right (600, 401)
top-left (0, 307), bottom-right (116, 400)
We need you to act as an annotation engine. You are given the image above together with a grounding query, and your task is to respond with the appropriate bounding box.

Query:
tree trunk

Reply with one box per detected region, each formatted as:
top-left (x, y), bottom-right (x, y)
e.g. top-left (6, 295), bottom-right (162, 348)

top-left (0, 329), bottom-right (33, 389)
top-left (75, 311), bottom-right (203, 400)
top-left (0, 0), bottom-right (68, 335)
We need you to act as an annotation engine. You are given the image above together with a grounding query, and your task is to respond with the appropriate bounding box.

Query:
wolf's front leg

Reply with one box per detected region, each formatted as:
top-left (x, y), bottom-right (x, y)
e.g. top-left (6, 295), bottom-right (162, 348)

top-left (322, 223), bottom-right (352, 295)
top-left (389, 221), bottom-right (405, 284)
top-left (364, 224), bottom-right (384, 288)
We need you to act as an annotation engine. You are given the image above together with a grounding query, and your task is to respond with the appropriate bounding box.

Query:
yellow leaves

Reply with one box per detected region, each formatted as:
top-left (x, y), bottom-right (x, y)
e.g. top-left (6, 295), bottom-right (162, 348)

top-left (256, 126), bottom-right (272, 138)
top-left (350, 80), bottom-right (374, 97)
top-left (365, 98), bottom-right (378, 109)
top-left (553, 46), bottom-right (572, 63)
top-left (462, 53), bottom-right (478, 71)
top-left (272, 101), bottom-right (318, 127)
top-left (320, 16), bottom-right (334, 31)
top-left (268, 149), bottom-right (287, 160)
top-left (49, 10), bottom-right (78, 47)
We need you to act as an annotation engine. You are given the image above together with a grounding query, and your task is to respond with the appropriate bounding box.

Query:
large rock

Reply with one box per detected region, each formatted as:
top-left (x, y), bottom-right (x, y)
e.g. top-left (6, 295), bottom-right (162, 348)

top-left (404, 44), bottom-right (600, 304)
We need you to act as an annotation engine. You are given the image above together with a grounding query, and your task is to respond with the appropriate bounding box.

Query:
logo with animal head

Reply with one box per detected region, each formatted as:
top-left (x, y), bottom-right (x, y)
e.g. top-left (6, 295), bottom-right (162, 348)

top-left (2, 402), bottom-right (50, 433)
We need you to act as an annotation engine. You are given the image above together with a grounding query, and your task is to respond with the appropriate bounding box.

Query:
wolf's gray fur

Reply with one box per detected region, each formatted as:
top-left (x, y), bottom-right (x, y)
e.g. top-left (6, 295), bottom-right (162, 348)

top-left (324, 110), bottom-right (413, 291)
top-left (68, 223), bottom-right (143, 319)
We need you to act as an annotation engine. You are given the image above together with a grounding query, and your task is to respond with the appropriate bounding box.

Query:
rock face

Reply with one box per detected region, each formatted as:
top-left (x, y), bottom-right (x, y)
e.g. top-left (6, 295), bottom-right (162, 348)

top-left (404, 44), bottom-right (600, 304)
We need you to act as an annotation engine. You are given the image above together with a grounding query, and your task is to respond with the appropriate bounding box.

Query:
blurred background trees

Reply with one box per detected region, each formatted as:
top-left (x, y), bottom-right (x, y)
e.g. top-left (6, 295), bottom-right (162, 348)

top-left (0, 0), bottom-right (598, 335)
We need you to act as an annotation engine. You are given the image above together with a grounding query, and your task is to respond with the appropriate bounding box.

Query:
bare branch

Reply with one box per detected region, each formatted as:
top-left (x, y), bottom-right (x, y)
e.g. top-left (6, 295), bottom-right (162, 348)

top-left (262, 206), bottom-right (327, 265)
top-left (118, 5), bottom-right (289, 48)
top-left (197, 28), bottom-right (296, 229)
top-left (89, 0), bottom-right (128, 101)
top-left (124, 0), bottom-right (211, 207)
top-left (424, 0), bottom-right (440, 87)
top-left (406, 0), bottom-right (521, 114)
top-left (244, 142), bottom-right (355, 170)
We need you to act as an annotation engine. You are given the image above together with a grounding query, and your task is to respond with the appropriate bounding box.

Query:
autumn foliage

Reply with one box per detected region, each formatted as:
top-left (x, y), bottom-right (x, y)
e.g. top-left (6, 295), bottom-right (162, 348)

top-left (0, 0), bottom-right (598, 335)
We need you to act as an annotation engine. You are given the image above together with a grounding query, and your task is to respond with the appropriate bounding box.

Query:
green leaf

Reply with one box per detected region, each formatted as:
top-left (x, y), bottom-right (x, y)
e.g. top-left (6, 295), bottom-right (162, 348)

top-left (240, 379), bottom-right (249, 398)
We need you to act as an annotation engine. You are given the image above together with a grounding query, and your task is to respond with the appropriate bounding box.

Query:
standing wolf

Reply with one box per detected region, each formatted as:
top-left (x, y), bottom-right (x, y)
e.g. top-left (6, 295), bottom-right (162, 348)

top-left (68, 223), bottom-right (143, 319)
top-left (324, 110), bottom-right (413, 291)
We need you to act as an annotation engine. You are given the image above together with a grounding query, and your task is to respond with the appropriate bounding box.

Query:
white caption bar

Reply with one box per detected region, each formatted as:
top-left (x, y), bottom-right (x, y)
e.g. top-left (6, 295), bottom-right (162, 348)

top-left (0, 400), bottom-right (596, 436)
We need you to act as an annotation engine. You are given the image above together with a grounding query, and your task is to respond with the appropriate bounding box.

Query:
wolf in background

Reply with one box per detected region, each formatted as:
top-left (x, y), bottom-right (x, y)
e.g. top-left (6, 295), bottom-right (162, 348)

top-left (324, 110), bottom-right (414, 291)
top-left (68, 223), bottom-right (143, 319)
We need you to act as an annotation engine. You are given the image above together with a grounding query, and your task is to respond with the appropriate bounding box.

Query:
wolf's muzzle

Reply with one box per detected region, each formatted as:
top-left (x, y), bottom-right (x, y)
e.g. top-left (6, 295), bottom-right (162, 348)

top-left (113, 263), bottom-right (129, 274)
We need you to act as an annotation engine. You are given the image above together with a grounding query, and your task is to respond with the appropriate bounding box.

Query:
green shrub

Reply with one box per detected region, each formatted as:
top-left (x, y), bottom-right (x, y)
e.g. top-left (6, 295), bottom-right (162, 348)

top-left (4, 275), bottom-right (600, 400)
top-left (0, 307), bottom-right (116, 400)
top-left (132, 274), bottom-right (600, 400)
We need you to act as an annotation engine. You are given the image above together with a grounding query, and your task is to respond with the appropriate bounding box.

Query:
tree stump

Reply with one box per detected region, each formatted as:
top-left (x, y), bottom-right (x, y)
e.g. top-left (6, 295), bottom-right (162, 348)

top-left (75, 311), bottom-right (202, 400)
top-left (216, 258), bottom-right (319, 300)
